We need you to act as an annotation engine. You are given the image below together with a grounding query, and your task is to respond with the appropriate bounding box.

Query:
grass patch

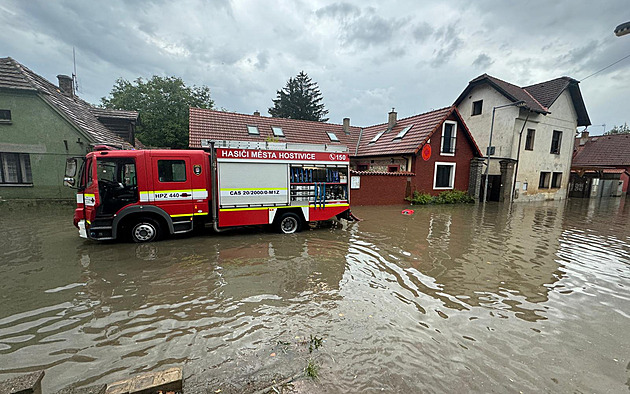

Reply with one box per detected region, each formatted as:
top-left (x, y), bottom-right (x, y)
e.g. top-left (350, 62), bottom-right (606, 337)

top-left (406, 190), bottom-right (474, 205)
top-left (304, 358), bottom-right (319, 379)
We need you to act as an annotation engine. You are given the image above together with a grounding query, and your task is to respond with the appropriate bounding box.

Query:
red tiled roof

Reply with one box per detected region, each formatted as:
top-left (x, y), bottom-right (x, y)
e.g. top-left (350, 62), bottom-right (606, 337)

top-left (355, 106), bottom-right (482, 157)
top-left (189, 108), bottom-right (360, 149)
top-left (572, 134), bottom-right (630, 167)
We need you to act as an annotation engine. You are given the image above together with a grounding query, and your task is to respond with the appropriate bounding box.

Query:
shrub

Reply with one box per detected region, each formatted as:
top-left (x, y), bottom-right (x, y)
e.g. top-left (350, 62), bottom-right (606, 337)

top-left (406, 190), bottom-right (474, 205)
top-left (405, 191), bottom-right (433, 205)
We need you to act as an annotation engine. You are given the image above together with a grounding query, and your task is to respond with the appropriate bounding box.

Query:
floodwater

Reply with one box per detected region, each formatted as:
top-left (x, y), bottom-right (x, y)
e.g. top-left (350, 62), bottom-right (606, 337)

top-left (1, 199), bottom-right (629, 393)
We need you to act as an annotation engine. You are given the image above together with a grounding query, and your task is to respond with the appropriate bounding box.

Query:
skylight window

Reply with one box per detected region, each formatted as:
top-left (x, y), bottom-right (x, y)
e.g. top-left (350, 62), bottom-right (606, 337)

top-left (369, 130), bottom-right (386, 144)
top-left (394, 125), bottom-right (413, 140)
top-left (327, 132), bottom-right (339, 142)
top-left (247, 125), bottom-right (259, 135)
top-left (271, 126), bottom-right (284, 137)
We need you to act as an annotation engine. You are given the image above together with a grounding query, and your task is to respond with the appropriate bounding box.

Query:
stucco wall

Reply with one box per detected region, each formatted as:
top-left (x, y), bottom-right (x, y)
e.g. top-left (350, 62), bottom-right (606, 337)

top-left (0, 91), bottom-right (90, 200)
top-left (457, 85), bottom-right (578, 202)
top-left (513, 90), bottom-right (577, 201)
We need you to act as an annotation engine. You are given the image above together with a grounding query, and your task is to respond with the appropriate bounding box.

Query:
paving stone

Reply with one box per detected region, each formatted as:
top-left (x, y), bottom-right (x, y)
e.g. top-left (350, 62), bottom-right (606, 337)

top-left (0, 371), bottom-right (44, 394)
top-left (54, 384), bottom-right (107, 394)
top-left (105, 367), bottom-right (182, 394)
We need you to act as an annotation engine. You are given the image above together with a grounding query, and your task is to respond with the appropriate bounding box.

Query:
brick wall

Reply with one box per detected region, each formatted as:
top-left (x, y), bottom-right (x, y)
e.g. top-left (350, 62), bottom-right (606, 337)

top-left (350, 173), bottom-right (412, 205)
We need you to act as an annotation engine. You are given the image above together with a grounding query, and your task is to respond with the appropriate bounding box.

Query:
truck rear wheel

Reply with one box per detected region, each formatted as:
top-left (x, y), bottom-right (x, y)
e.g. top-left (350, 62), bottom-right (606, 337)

top-left (277, 212), bottom-right (302, 234)
top-left (130, 217), bottom-right (161, 243)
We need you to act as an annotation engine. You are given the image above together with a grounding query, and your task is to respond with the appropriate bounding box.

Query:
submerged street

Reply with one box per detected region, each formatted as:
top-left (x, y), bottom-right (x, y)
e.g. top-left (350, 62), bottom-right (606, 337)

top-left (0, 199), bottom-right (629, 392)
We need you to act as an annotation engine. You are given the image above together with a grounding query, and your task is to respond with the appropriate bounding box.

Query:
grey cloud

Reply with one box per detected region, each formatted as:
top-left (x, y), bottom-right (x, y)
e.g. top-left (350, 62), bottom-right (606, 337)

top-left (472, 53), bottom-right (494, 69)
top-left (430, 24), bottom-right (462, 67)
top-left (315, 2), bottom-right (360, 19)
top-left (316, 3), bottom-right (405, 49)
top-left (256, 51), bottom-right (269, 70)
top-left (412, 22), bottom-right (433, 43)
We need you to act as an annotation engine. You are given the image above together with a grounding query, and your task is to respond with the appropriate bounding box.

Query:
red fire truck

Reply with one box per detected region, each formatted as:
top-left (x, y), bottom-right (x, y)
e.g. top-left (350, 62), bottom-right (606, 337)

top-left (64, 140), bottom-right (352, 242)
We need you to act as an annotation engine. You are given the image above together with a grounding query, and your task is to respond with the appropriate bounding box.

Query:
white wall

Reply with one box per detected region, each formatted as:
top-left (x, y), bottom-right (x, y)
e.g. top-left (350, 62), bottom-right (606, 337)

top-left (457, 86), bottom-right (578, 202)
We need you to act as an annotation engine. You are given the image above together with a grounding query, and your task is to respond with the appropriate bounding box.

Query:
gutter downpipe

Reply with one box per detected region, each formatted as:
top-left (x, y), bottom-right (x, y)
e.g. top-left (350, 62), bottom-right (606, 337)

top-left (511, 110), bottom-right (531, 202)
top-left (483, 101), bottom-right (526, 203)
top-left (209, 141), bottom-right (227, 233)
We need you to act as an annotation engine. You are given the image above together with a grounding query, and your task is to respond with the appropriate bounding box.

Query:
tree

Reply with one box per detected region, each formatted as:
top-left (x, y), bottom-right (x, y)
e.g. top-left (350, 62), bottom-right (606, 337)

top-left (268, 71), bottom-right (329, 122)
top-left (605, 123), bottom-right (630, 135)
top-left (101, 76), bottom-right (213, 148)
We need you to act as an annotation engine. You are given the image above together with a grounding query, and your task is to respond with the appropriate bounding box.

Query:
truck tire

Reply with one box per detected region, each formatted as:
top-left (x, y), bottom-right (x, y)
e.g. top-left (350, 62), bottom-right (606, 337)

top-left (130, 217), bottom-right (161, 243)
top-left (277, 212), bottom-right (302, 234)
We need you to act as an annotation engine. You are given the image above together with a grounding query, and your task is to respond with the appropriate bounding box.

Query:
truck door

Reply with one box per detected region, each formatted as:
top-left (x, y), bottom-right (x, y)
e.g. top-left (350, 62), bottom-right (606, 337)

top-left (82, 157), bottom-right (98, 224)
top-left (151, 156), bottom-right (194, 217)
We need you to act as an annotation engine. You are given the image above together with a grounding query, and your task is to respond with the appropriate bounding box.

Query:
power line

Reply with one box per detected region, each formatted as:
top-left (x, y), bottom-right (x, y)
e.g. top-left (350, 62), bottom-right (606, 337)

top-left (580, 52), bottom-right (630, 82)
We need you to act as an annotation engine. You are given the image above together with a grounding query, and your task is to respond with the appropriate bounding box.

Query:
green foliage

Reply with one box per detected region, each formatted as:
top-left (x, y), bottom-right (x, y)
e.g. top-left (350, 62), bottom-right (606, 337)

top-left (405, 192), bottom-right (433, 205)
top-left (406, 190), bottom-right (474, 205)
top-left (604, 123), bottom-right (630, 135)
top-left (269, 71), bottom-right (329, 122)
top-left (101, 76), bottom-right (213, 149)
top-left (308, 335), bottom-right (323, 353)
top-left (304, 359), bottom-right (319, 379)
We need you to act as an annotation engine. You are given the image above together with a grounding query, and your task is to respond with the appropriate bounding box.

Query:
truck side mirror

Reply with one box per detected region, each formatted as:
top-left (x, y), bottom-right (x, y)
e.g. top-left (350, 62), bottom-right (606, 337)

top-left (65, 158), bottom-right (77, 177)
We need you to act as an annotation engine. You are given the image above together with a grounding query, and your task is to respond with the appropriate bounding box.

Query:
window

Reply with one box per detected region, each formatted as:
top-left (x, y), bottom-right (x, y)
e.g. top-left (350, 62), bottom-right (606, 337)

top-left (356, 164), bottom-right (369, 171)
top-left (387, 165), bottom-right (399, 172)
top-left (158, 160), bottom-right (186, 182)
top-left (434, 162), bottom-right (456, 189)
top-left (271, 126), bottom-right (284, 137)
top-left (369, 130), bottom-right (386, 144)
top-left (440, 121), bottom-right (457, 155)
top-left (539, 172), bottom-right (551, 188)
top-left (0, 109), bottom-right (11, 123)
top-left (551, 172), bottom-right (562, 188)
top-left (525, 129), bottom-right (535, 150)
top-left (394, 125), bottom-right (413, 140)
top-left (472, 100), bottom-right (483, 116)
top-left (247, 125), bottom-right (259, 135)
top-left (327, 132), bottom-right (339, 142)
top-left (550, 130), bottom-right (562, 154)
top-left (0, 153), bottom-right (32, 184)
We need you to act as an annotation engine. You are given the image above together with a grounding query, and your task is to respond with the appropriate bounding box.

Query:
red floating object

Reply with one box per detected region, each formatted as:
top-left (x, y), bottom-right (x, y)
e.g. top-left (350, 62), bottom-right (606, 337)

top-left (401, 209), bottom-right (414, 215)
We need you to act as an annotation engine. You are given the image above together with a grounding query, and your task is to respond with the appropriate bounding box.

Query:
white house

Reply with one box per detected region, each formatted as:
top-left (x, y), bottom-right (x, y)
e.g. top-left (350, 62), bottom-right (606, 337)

top-left (454, 74), bottom-right (590, 202)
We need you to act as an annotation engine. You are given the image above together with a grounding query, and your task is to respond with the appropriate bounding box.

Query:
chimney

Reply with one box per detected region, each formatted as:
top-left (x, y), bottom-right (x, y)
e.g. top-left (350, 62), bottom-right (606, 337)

top-left (388, 108), bottom-right (397, 130)
top-left (579, 129), bottom-right (589, 146)
top-left (57, 74), bottom-right (74, 96)
top-left (253, 110), bottom-right (261, 116)
top-left (343, 117), bottom-right (350, 134)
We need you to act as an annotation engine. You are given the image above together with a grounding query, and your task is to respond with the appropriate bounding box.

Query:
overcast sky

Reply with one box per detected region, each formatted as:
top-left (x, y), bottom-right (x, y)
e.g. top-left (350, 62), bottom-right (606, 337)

top-left (1, 0), bottom-right (628, 134)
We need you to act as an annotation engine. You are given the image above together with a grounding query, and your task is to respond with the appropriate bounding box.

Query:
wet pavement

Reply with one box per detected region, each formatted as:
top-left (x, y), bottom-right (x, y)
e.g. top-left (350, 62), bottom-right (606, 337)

top-left (0, 199), bottom-right (629, 392)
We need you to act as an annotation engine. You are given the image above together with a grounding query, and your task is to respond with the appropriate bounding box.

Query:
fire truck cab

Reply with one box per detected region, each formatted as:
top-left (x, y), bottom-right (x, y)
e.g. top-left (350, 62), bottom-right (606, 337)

top-left (64, 141), bottom-right (352, 242)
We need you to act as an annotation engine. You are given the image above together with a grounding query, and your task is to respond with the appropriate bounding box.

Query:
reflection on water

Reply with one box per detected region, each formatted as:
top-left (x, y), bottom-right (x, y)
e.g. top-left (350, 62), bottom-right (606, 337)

top-left (0, 199), bottom-right (629, 392)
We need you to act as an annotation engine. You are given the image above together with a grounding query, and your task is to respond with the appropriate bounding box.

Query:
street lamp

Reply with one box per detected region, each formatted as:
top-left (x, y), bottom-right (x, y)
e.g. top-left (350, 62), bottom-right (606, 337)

top-left (615, 21), bottom-right (630, 37)
top-left (483, 100), bottom-right (525, 203)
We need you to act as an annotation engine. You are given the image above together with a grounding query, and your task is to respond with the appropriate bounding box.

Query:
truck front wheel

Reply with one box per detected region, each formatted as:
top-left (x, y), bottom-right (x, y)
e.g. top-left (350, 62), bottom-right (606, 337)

top-left (130, 217), bottom-right (161, 243)
top-left (277, 212), bottom-right (302, 234)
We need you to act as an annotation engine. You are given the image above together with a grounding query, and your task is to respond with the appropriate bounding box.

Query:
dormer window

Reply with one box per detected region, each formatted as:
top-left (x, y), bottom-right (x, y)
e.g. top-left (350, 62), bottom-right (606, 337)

top-left (272, 126), bottom-right (284, 137)
top-left (247, 125), bottom-right (259, 135)
top-left (394, 125), bottom-right (413, 140)
top-left (327, 132), bottom-right (339, 142)
top-left (440, 121), bottom-right (457, 155)
top-left (369, 130), bottom-right (386, 144)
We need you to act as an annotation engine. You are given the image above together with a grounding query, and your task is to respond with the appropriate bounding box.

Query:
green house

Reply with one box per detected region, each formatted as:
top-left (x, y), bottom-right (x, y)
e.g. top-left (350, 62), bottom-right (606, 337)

top-left (0, 57), bottom-right (138, 200)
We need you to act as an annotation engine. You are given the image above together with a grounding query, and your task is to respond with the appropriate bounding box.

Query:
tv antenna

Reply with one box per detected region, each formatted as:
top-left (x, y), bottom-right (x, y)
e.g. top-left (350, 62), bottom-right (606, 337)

top-left (72, 47), bottom-right (79, 94)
